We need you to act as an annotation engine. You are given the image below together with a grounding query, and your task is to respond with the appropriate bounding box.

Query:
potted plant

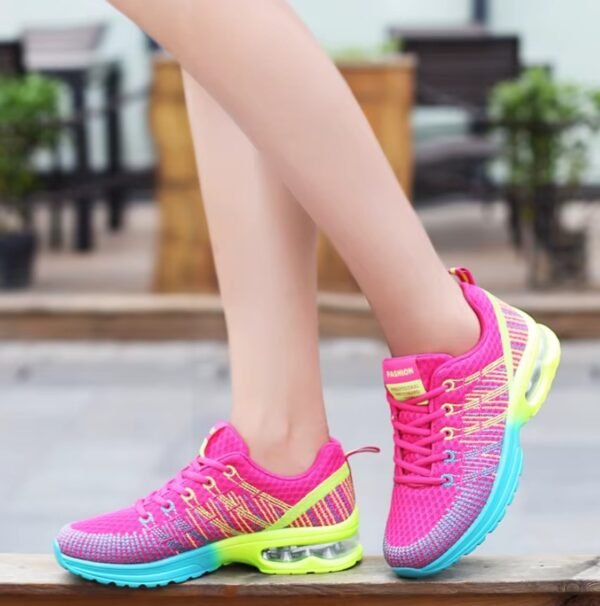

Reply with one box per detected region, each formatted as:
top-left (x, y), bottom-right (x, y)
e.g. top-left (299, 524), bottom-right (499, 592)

top-left (0, 73), bottom-right (59, 289)
top-left (490, 68), bottom-right (600, 287)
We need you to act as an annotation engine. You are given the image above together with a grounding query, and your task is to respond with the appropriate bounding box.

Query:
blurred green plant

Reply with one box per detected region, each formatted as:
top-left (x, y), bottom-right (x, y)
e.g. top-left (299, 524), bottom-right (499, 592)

top-left (490, 68), bottom-right (600, 285)
top-left (0, 74), bottom-right (60, 232)
top-left (490, 67), bottom-right (600, 194)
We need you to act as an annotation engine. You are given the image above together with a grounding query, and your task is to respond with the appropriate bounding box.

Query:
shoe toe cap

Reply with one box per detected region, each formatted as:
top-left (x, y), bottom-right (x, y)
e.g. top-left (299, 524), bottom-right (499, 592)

top-left (384, 533), bottom-right (448, 570)
top-left (54, 507), bottom-right (151, 564)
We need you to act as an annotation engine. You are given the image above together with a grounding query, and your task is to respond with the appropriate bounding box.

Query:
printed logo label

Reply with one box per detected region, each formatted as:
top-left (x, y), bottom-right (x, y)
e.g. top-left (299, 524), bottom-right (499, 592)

top-left (386, 367), bottom-right (415, 378)
top-left (386, 379), bottom-right (426, 401)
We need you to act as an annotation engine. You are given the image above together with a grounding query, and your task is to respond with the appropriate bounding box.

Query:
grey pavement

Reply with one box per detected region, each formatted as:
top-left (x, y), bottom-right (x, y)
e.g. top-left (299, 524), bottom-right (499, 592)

top-left (1, 339), bottom-right (599, 556)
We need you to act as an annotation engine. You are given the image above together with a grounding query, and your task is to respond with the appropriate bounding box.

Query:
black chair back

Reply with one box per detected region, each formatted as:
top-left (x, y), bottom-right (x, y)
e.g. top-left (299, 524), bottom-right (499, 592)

top-left (0, 41), bottom-right (24, 75)
top-left (389, 28), bottom-right (520, 111)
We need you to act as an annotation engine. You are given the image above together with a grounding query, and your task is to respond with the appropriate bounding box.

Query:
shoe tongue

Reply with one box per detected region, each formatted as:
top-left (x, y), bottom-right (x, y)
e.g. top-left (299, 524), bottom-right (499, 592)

top-left (383, 353), bottom-right (451, 472)
top-left (382, 353), bottom-right (451, 402)
top-left (199, 422), bottom-right (250, 459)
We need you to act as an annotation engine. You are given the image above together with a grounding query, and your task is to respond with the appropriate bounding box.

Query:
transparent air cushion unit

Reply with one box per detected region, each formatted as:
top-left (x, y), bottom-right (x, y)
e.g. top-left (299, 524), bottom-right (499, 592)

top-left (262, 535), bottom-right (360, 563)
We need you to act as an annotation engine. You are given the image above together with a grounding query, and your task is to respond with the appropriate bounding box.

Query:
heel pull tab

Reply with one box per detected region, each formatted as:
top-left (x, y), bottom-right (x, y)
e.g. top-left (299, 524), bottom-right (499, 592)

top-left (449, 266), bottom-right (477, 285)
top-left (345, 446), bottom-right (381, 460)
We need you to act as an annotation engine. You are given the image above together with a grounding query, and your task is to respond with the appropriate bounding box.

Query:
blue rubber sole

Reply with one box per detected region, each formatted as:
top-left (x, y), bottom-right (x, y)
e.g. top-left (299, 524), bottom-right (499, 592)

top-left (392, 425), bottom-right (524, 578)
top-left (53, 509), bottom-right (363, 587)
top-left (53, 540), bottom-right (219, 588)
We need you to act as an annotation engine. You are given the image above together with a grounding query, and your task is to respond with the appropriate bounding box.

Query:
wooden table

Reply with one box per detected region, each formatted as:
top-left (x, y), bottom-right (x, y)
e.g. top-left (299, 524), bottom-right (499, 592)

top-left (0, 290), bottom-right (596, 341)
top-left (1, 554), bottom-right (599, 605)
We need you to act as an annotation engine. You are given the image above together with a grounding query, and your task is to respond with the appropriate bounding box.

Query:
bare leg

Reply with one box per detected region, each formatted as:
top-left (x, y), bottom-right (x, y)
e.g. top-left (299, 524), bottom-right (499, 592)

top-left (111, 0), bottom-right (479, 356)
top-left (184, 74), bottom-right (327, 474)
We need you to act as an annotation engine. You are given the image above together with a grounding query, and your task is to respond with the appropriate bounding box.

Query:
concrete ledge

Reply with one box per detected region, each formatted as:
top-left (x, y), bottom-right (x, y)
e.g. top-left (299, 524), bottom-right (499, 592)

top-left (1, 554), bottom-right (599, 605)
top-left (0, 292), bottom-right (596, 340)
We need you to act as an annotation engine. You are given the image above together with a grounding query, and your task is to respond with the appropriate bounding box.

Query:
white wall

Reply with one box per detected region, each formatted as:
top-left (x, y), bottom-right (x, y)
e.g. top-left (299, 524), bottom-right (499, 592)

top-left (491, 0), bottom-right (600, 87)
top-left (5, 2), bottom-right (598, 181)
top-left (491, 0), bottom-right (600, 177)
top-left (0, 0), bottom-right (470, 167)
top-left (290, 0), bottom-right (470, 49)
top-left (0, 0), bottom-right (152, 168)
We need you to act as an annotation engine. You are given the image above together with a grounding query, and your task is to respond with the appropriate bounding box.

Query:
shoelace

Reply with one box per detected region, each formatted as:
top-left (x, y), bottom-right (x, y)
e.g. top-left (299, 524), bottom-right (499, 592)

top-left (390, 383), bottom-right (451, 486)
top-left (135, 455), bottom-right (228, 518)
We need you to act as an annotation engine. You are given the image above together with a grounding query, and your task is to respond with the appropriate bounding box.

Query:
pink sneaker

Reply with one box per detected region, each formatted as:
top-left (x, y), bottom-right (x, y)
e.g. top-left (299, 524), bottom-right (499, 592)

top-left (383, 268), bottom-right (560, 577)
top-left (55, 422), bottom-right (362, 587)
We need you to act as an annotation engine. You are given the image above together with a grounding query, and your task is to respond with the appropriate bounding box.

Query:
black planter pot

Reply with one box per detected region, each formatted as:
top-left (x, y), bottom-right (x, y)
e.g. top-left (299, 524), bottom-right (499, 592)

top-left (0, 230), bottom-right (37, 290)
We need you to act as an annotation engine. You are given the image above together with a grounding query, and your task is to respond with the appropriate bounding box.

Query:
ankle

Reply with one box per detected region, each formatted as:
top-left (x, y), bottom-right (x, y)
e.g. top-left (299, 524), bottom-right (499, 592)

top-left (441, 290), bottom-right (481, 357)
top-left (387, 281), bottom-right (480, 358)
top-left (231, 414), bottom-right (330, 476)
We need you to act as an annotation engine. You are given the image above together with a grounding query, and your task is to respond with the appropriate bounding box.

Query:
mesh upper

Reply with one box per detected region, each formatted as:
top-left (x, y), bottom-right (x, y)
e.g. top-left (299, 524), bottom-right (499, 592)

top-left (384, 283), bottom-right (531, 569)
top-left (57, 423), bottom-right (354, 564)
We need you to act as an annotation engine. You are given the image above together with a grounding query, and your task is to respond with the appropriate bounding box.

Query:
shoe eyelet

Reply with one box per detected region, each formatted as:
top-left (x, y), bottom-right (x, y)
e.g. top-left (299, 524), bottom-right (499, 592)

top-left (224, 465), bottom-right (236, 478)
top-left (161, 500), bottom-right (175, 514)
top-left (442, 379), bottom-right (457, 391)
top-left (139, 512), bottom-right (154, 525)
top-left (443, 449), bottom-right (456, 464)
top-left (203, 476), bottom-right (216, 490)
top-left (182, 487), bottom-right (195, 501)
top-left (441, 427), bottom-right (455, 440)
top-left (441, 473), bottom-right (454, 487)
top-left (442, 403), bottom-right (454, 415)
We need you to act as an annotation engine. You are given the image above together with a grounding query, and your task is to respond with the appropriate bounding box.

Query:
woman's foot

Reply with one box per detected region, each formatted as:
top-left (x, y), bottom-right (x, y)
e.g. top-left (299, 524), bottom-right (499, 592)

top-left (55, 422), bottom-right (362, 587)
top-left (383, 268), bottom-right (561, 577)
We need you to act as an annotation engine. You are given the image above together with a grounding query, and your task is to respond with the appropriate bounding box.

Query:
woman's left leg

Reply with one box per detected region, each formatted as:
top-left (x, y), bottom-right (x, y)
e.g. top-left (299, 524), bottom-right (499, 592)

top-left (54, 76), bottom-right (363, 585)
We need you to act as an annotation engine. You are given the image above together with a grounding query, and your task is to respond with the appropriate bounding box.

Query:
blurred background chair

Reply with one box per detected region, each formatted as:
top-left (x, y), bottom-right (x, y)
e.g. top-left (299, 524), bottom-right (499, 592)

top-left (388, 27), bottom-right (521, 203)
top-left (22, 23), bottom-right (129, 252)
top-left (23, 24), bottom-right (105, 71)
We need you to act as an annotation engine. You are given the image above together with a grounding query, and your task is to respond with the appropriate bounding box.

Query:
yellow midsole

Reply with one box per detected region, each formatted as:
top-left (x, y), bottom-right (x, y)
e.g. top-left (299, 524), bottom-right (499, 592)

top-left (215, 508), bottom-right (361, 573)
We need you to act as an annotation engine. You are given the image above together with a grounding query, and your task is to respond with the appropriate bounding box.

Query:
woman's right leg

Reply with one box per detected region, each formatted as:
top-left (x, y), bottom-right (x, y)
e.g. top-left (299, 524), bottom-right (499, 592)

top-left (183, 73), bottom-right (328, 475)
top-left (110, 0), bottom-right (479, 359)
